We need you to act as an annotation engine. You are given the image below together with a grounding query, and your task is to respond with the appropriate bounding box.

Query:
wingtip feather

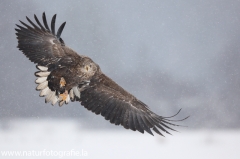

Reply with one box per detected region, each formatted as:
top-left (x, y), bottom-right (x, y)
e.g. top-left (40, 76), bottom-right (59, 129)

top-left (51, 14), bottom-right (57, 35)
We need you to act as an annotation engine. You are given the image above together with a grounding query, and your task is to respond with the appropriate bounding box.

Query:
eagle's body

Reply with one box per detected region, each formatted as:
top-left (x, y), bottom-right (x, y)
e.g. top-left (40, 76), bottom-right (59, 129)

top-left (15, 13), bottom-right (187, 136)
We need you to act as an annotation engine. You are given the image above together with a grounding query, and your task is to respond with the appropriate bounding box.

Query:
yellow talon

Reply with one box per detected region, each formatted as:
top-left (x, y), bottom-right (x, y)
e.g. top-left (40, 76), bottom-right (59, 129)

top-left (59, 90), bottom-right (68, 101)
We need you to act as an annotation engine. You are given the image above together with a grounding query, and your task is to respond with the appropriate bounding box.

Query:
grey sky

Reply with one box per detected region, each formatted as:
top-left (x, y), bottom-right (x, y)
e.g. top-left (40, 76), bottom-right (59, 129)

top-left (1, 0), bottom-right (240, 129)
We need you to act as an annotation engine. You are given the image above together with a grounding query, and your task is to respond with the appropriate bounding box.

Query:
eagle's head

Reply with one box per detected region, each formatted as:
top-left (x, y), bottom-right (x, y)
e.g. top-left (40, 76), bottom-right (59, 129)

top-left (78, 57), bottom-right (100, 79)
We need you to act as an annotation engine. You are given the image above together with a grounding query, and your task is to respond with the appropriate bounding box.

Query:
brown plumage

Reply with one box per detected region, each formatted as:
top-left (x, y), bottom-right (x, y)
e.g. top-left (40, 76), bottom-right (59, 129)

top-left (15, 12), bottom-right (188, 136)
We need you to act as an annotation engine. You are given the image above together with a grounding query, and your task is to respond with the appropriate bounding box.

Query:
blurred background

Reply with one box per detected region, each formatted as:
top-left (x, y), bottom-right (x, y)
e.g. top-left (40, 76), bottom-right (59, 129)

top-left (0, 0), bottom-right (240, 158)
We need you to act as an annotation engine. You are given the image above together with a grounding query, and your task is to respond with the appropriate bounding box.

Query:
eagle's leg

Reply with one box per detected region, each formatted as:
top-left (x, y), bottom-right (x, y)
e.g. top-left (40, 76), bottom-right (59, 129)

top-left (59, 77), bottom-right (67, 101)
top-left (58, 77), bottom-right (70, 106)
top-left (60, 77), bottom-right (66, 87)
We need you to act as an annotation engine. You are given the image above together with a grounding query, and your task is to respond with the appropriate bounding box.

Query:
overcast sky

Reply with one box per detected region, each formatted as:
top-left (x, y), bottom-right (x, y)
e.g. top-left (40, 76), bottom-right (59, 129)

top-left (1, 0), bottom-right (240, 129)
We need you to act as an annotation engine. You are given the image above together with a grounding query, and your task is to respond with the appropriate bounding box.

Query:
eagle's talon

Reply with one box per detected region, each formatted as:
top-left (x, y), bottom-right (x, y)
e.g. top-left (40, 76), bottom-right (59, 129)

top-left (59, 90), bottom-right (68, 101)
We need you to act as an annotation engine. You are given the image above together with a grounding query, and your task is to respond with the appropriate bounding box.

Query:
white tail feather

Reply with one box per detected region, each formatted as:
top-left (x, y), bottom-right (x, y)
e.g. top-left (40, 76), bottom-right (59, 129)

top-left (51, 96), bottom-right (58, 105)
top-left (59, 100), bottom-right (65, 107)
top-left (37, 66), bottom-right (48, 71)
top-left (36, 81), bottom-right (48, 90)
top-left (45, 91), bottom-right (55, 103)
top-left (69, 89), bottom-right (74, 100)
top-left (35, 77), bottom-right (47, 84)
top-left (73, 87), bottom-right (80, 98)
top-left (36, 71), bottom-right (50, 77)
top-left (65, 95), bottom-right (70, 104)
top-left (40, 87), bottom-right (51, 96)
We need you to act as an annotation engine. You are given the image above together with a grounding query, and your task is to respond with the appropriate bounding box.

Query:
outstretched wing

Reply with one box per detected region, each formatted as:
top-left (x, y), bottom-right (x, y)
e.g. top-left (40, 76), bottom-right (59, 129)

top-left (15, 12), bottom-right (78, 67)
top-left (79, 73), bottom-right (187, 136)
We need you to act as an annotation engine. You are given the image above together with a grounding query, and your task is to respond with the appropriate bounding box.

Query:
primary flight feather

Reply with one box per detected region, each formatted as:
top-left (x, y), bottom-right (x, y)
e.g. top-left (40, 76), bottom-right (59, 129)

top-left (15, 12), bottom-right (188, 136)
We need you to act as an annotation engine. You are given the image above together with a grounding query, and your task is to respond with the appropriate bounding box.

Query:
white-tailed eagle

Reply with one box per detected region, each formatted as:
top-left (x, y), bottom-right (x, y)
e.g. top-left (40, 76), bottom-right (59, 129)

top-left (15, 13), bottom-right (188, 136)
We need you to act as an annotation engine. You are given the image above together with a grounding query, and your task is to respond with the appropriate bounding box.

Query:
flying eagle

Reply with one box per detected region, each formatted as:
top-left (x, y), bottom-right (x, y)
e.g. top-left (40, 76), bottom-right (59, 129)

top-left (15, 13), bottom-right (188, 136)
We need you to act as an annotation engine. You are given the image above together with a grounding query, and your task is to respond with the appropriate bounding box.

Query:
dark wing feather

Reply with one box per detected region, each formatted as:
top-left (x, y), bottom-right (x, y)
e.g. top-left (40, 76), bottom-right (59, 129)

top-left (42, 12), bottom-right (50, 32)
top-left (15, 12), bottom-right (77, 67)
top-left (57, 22), bottom-right (66, 39)
top-left (51, 14), bottom-right (56, 35)
top-left (80, 73), bottom-right (185, 136)
top-left (34, 14), bottom-right (45, 31)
